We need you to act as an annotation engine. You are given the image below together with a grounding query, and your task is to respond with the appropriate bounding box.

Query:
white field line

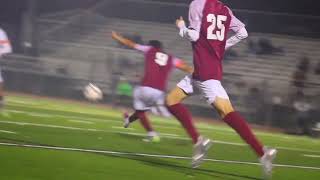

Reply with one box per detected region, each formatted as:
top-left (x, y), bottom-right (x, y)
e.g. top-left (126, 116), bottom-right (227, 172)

top-left (6, 100), bottom-right (311, 140)
top-left (6, 109), bottom-right (306, 142)
top-left (303, 154), bottom-right (320, 158)
top-left (68, 120), bottom-right (94, 124)
top-left (160, 133), bottom-right (180, 137)
top-left (7, 102), bottom-right (121, 120)
top-left (6, 110), bottom-right (119, 124)
top-left (111, 126), bottom-right (135, 131)
top-left (0, 142), bottom-right (320, 171)
top-left (0, 120), bottom-right (247, 146)
top-left (1, 120), bottom-right (320, 154)
top-left (0, 130), bottom-right (17, 134)
top-left (8, 99), bottom-right (43, 106)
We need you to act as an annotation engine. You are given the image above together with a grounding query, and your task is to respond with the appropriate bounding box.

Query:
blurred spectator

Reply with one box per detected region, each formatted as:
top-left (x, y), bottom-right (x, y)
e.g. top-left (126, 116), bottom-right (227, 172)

top-left (297, 55), bottom-right (310, 72)
top-left (224, 49), bottom-right (238, 61)
top-left (248, 38), bottom-right (283, 55)
top-left (314, 62), bottom-right (320, 75)
top-left (269, 95), bottom-right (284, 127)
top-left (248, 39), bottom-right (257, 54)
top-left (245, 87), bottom-right (264, 123)
top-left (292, 70), bottom-right (306, 89)
top-left (292, 91), bottom-right (313, 135)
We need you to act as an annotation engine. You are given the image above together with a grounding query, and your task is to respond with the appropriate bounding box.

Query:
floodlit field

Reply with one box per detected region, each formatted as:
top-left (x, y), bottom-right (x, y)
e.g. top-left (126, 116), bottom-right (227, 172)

top-left (0, 94), bottom-right (319, 180)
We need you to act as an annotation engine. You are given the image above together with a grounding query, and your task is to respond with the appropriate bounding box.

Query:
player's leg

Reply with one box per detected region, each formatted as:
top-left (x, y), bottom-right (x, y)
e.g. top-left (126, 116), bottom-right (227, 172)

top-left (212, 97), bottom-right (265, 157)
top-left (166, 76), bottom-right (212, 168)
top-left (124, 110), bottom-right (159, 142)
top-left (123, 86), bottom-right (147, 127)
top-left (201, 80), bottom-right (276, 176)
top-left (123, 86), bottom-right (160, 142)
top-left (166, 84), bottom-right (199, 144)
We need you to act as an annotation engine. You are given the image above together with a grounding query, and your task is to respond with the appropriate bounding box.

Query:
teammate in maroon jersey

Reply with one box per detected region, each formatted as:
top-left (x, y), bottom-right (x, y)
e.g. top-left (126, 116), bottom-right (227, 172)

top-left (165, 0), bottom-right (277, 176)
top-left (112, 31), bottom-right (193, 142)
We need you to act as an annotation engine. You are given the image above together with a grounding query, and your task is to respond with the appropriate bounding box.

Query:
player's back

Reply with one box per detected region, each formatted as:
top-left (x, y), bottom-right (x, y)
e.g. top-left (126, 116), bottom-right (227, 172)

top-left (141, 47), bottom-right (173, 91)
top-left (192, 0), bottom-right (231, 81)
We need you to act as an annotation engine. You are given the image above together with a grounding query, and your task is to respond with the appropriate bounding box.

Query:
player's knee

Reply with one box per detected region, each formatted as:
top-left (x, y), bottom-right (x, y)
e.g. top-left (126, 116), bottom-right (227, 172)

top-left (219, 107), bottom-right (234, 118)
top-left (166, 95), bottom-right (178, 106)
top-left (166, 87), bottom-right (186, 106)
top-left (135, 110), bottom-right (146, 117)
top-left (212, 98), bottom-right (235, 118)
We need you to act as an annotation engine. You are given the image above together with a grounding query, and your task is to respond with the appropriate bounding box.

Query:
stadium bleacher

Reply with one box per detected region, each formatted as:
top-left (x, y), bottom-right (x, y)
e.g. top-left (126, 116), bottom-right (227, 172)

top-left (34, 10), bottom-right (319, 109)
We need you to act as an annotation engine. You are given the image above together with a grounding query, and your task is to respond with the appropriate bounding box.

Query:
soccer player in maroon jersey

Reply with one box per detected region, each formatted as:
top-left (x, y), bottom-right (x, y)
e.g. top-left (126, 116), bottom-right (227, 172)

top-left (112, 31), bottom-right (193, 142)
top-left (165, 0), bottom-right (277, 176)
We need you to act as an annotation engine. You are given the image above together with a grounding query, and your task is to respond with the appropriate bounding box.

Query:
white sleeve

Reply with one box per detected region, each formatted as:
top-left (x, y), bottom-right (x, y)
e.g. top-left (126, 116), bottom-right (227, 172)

top-left (0, 29), bottom-right (12, 56)
top-left (225, 9), bottom-right (248, 50)
top-left (225, 27), bottom-right (248, 50)
top-left (179, 0), bottom-right (204, 42)
top-left (133, 44), bottom-right (152, 53)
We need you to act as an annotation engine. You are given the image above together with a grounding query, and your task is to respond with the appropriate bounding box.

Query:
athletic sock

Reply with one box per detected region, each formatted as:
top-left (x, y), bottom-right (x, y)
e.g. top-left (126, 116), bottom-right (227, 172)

top-left (128, 111), bottom-right (154, 132)
top-left (136, 111), bottom-right (154, 132)
top-left (129, 111), bottom-right (139, 123)
top-left (167, 103), bottom-right (199, 144)
top-left (223, 111), bottom-right (264, 157)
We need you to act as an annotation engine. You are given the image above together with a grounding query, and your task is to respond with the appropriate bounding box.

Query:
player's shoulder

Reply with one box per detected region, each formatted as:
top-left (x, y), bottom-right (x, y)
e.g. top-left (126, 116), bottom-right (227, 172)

top-left (0, 28), bottom-right (7, 38)
top-left (225, 5), bottom-right (233, 15)
top-left (189, 0), bottom-right (205, 8)
top-left (0, 28), bottom-right (5, 34)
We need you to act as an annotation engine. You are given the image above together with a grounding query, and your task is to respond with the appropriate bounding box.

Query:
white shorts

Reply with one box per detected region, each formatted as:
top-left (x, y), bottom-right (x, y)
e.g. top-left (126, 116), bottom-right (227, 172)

top-left (177, 75), bottom-right (229, 104)
top-left (133, 86), bottom-right (165, 111)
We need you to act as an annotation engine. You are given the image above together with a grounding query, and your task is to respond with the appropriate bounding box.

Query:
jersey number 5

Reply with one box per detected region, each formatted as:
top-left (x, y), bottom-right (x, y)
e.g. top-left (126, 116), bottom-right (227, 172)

top-left (207, 14), bottom-right (227, 41)
top-left (155, 52), bottom-right (168, 66)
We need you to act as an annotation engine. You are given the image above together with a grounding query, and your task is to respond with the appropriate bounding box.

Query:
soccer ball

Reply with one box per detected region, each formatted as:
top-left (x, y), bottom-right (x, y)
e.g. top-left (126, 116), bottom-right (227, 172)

top-left (83, 83), bottom-right (103, 101)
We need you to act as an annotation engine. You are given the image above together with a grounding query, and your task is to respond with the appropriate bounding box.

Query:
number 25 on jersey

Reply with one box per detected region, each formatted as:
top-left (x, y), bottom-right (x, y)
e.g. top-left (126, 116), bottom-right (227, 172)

top-left (207, 14), bottom-right (227, 41)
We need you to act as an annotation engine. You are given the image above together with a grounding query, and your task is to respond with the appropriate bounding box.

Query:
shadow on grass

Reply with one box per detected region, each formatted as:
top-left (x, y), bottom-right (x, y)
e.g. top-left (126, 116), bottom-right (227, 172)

top-left (103, 153), bottom-right (263, 180)
top-left (0, 139), bottom-right (262, 180)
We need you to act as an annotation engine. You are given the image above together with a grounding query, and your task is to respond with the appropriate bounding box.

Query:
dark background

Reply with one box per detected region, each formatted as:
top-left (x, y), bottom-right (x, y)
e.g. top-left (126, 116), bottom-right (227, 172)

top-left (0, 0), bottom-right (319, 52)
top-left (1, 0), bottom-right (319, 22)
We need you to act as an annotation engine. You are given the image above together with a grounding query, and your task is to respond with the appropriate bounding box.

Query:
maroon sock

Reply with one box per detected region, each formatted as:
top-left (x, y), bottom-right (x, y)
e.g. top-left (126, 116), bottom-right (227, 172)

top-left (167, 103), bottom-right (199, 144)
top-left (129, 111), bottom-right (139, 123)
top-left (223, 112), bottom-right (264, 157)
top-left (135, 111), bottom-right (154, 132)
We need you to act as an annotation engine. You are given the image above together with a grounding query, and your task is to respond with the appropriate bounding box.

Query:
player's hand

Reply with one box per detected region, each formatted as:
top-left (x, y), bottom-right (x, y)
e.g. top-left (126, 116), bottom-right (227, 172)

top-left (176, 16), bottom-right (186, 29)
top-left (111, 31), bottom-right (121, 40)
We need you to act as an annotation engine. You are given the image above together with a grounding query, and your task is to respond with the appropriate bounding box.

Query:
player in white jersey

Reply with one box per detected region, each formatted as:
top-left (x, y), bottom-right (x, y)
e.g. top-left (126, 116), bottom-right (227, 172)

top-left (0, 27), bottom-right (12, 108)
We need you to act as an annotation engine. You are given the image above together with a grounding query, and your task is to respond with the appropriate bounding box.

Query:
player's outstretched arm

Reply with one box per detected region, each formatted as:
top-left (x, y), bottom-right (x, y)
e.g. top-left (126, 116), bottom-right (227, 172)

top-left (111, 31), bottom-right (136, 49)
top-left (174, 58), bottom-right (194, 74)
top-left (176, 16), bottom-right (200, 42)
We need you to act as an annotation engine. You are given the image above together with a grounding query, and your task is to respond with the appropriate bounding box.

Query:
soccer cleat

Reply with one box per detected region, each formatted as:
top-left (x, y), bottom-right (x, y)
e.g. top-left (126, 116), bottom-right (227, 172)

top-left (143, 132), bottom-right (160, 143)
top-left (260, 147), bottom-right (277, 178)
top-left (192, 136), bottom-right (213, 168)
top-left (123, 112), bottom-right (130, 128)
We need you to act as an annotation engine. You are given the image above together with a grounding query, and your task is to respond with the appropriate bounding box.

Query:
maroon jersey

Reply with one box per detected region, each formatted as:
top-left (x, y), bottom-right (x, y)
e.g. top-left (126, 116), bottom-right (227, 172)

top-left (135, 45), bottom-right (174, 91)
top-left (192, 0), bottom-right (232, 81)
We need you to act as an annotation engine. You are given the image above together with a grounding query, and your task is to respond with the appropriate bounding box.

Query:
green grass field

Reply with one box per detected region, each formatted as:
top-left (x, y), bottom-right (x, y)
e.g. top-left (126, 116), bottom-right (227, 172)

top-left (0, 94), bottom-right (319, 180)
